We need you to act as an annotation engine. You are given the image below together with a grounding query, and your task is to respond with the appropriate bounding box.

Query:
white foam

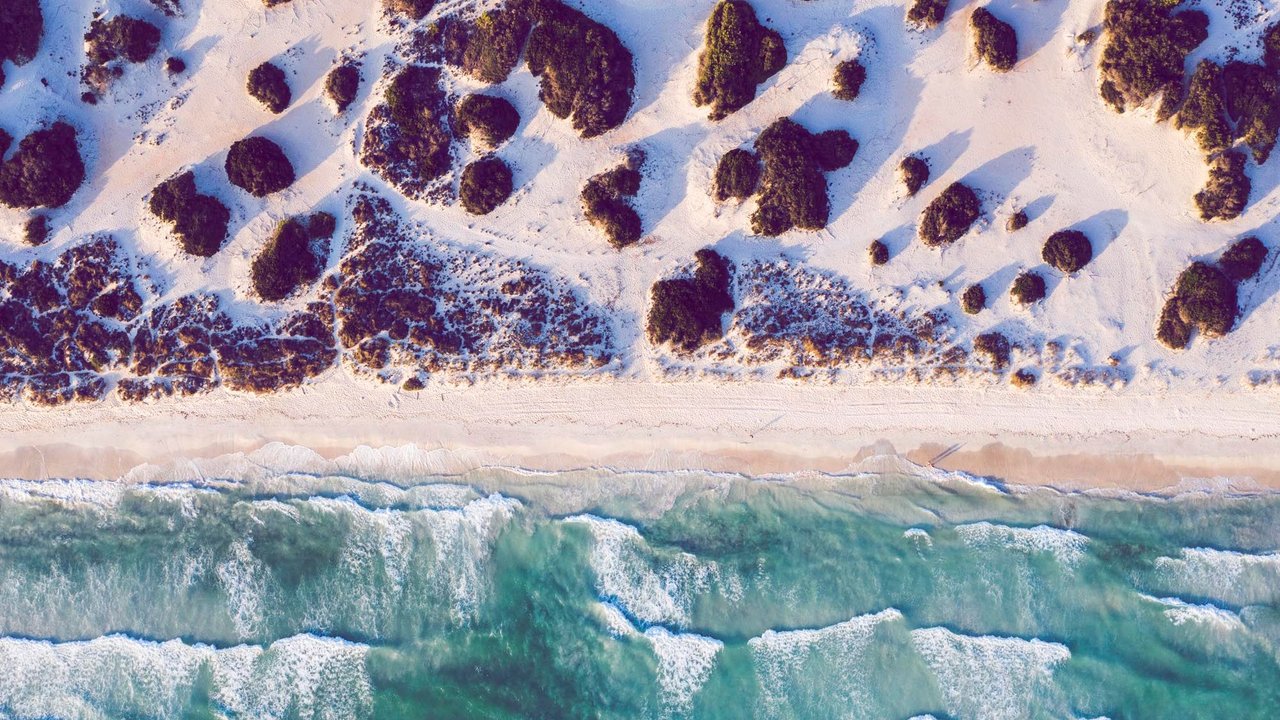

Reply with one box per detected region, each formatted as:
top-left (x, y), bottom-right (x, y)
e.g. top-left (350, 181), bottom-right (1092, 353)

top-left (564, 515), bottom-right (717, 627)
top-left (904, 527), bottom-right (933, 546)
top-left (955, 522), bottom-right (1089, 567)
top-left (1140, 594), bottom-right (1247, 632)
top-left (643, 627), bottom-right (723, 718)
top-left (748, 609), bottom-right (904, 718)
top-left (1152, 548), bottom-right (1280, 607)
top-left (909, 627), bottom-right (1071, 720)
top-left (0, 633), bottom-right (371, 720)
top-left (216, 538), bottom-right (270, 639)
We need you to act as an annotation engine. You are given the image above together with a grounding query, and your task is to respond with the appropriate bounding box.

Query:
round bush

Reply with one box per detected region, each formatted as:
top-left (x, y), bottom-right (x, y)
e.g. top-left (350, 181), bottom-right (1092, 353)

top-left (919, 182), bottom-right (980, 247)
top-left (251, 217), bottom-right (325, 301)
top-left (248, 61), bottom-right (291, 113)
top-left (832, 59), bottom-right (866, 101)
top-left (459, 156), bottom-right (513, 215)
top-left (900, 155), bottom-right (929, 196)
top-left (456, 93), bottom-right (520, 147)
top-left (1042, 230), bottom-right (1093, 273)
top-left (226, 137), bottom-right (295, 197)
top-left (714, 148), bottom-right (760, 201)
top-left (869, 240), bottom-right (889, 266)
top-left (961, 284), bottom-right (986, 314)
top-left (815, 129), bottom-right (858, 172)
top-left (166, 56), bottom-right (186, 74)
top-left (0, 122), bottom-right (86, 209)
top-left (1175, 261), bottom-right (1237, 337)
top-left (1006, 209), bottom-right (1028, 232)
top-left (1219, 236), bottom-right (1267, 282)
top-left (971, 7), bottom-right (1018, 72)
top-left (325, 62), bottom-right (361, 113)
top-left (1010, 271), bottom-right (1046, 305)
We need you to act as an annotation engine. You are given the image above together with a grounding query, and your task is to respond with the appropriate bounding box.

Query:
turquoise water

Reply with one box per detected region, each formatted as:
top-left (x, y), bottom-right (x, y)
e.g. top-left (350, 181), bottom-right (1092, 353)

top-left (0, 462), bottom-right (1278, 719)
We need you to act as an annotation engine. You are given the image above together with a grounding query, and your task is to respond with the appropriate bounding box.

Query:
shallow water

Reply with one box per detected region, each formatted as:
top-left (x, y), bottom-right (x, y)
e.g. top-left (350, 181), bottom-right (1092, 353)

top-left (0, 466), bottom-right (1277, 719)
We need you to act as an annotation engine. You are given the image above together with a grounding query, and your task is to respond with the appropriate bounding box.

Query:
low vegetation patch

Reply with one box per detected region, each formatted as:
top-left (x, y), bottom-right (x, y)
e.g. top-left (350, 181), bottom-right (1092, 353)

top-left (832, 59), bottom-right (866, 101)
top-left (0, 0), bottom-right (43, 68)
top-left (448, 6), bottom-right (531, 84)
top-left (749, 118), bottom-right (856, 236)
top-left (1174, 61), bottom-right (1231, 155)
top-left (149, 171), bottom-right (231, 257)
top-left (384, 0), bottom-right (434, 20)
top-left (325, 61), bottom-right (361, 113)
top-left (1010, 271), bottom-right (1046, 305)
top-left (456, 94), bottom-right (520, 148)
top-left (961, 284), bottom-right (986, 314)
top-left (582, 151), bottom-right (644, 248)
top-left (525, 1), bottom-right (635, 138)
top-left (251, 213), bottom-right (333, 301)
top-left (900, 155), bottom-right (929, 196)
top-left (85, 15), bottom-right (160, 65)
top-left (918, 182), bottom-right (980, 247)
top-left (225, 136), bottom-right (296, 197)
top-left (1098, 0), bottom-right (1207, 118)
top-left (248, 61), bottom-right (292, 114)
top-left (1218, 236), bottom-right (1267, 282)
top-left (360, 65), bottom-right (453, 197)
top-left (1194, 150), bottom-right (1250, 221)
top-left (973, 331), bottom-right (1010, 369)
top-left (907, 0), bottom-right (950, 29)
top-left (1006, 209), bottom-right (1028, 232)
top-left (869, 240), bottom-right (889, 266)
top-left (714, 148), bottom-right (760, 201)
top-left (971, 7), bottom-right (1017, 72)
top-left (23, 214), bottom-right (48, 246)
top-left (0, 122), bottom-right (86, 209)
top-left (1221, 61), bottom-right (1280, 164)
top-left (459, 156), bottom-right (514, 215)
top-left (1266, 22), bottom-right (1280, 71)
top-left (1042, 230), bottom-right (1093, 273)
top-left (647, 249), bottom-right (734, 352)
top-left (693, 0), bottom-right (786, 120)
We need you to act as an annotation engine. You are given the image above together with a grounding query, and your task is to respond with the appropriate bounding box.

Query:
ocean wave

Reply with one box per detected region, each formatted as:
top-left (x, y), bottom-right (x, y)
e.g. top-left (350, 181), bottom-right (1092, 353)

top-left (1151, 547), bottom-right (1280, 607)
top-left (955, 522), bottom-right (1089, 567)
top-left (747, 609), bottom-right (904, 719)
top-left (592, 602), bottom-right (722, 717)
top-left (0, 633), bottom-right (371, 720)
top-left (1139, 594), bottom-right (1246, 632)
top-left (909, 627), bottom-right (1071, 720)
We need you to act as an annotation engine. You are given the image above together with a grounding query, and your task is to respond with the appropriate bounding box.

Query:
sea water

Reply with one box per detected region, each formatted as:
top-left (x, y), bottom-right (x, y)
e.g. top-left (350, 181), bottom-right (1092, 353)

top-left (0, 459), bottom-right (1277, 719)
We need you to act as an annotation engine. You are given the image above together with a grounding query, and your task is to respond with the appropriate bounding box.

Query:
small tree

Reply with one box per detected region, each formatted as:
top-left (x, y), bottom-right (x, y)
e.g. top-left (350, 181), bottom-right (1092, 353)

top-left (907, 0), bottom-right (950, 29)
top-left (0, 122), bottom-right (86, 209)
top-left (459, 156), bottom-right (514, 215)
top-left (714, 148), bottom-right (760, 201)
top-left (832, 59), bottom-right (866, 101)
top-left (971, 7), bottom-right (1017, 71)
top-left (961, 284), bottom-right (986, 314)
top-left (456, 93), bottom-right (520, 147)
top-left (251, 216), bottom-right (328, 301)
top-left (869, 240), bottom-right (889, 266)
top-left (1219, 236), bottom-right (1267, 282)
top-left (325, 62), bottom-right (361, 113)
top-left (248, 61), bottom-right (292, 114)
top-left (900, 155), bottom-right (929, 196)
top-left (1042, 230), bottom-right (1093, 273)
top-left (647, 249), bottom-right (734, 352)
top-left (1010, 271), bottom-right (1046, 305)
top-left (226, 136), bottom-right (296, 197)
top-left (918, 182), bottom-right (980, 247)
top-left (693, 0), bottom-right (786, 120)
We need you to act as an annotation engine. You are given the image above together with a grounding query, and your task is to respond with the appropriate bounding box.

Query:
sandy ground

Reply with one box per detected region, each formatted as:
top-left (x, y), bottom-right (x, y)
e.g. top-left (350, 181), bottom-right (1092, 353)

top-left (1, 375), bottom-right (1277, 491)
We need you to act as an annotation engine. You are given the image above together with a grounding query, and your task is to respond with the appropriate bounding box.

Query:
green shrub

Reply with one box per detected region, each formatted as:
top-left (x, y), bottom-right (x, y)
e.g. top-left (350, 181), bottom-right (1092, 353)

top-left (582, 154), bottom-right (643, 247)
top-left (918, 182), bottom-right (980, 247)
top-left (974, 331), bottom-right (1011, 369)
top-left (85, 15), bottom-right (160, 65)
top-left (907, 0), bottom-right (949, 29)
top-left (23, 214), bottom-right (48, 246)
top-left (750, 118), bottom-right (852, 235)
top-left (459, 156), bottom-right (514, 215)
top-left (869, 240), bottom-right (889, 266)
top-left (1156, 297), bottom-right (1191, 349)
top-left (832, 59), bottom-right (865, 101)
top-left (714, 148), bottom-right (759, 201)
top-left (307, 211), bottom-right (337, 240)
top-left (1265, 22), bottom-right (1280, 71)
top-left (0, 122), bottom-right (86, 209)
top-left (525, 1), bottom-right (635, 138)
top-left (900, 155), bottom-right (929, 196)
top-left (384, 0), bottom-right (435, 20)
top-left (1098, 0), bottom-right (1207, 117)
top-left (1174, 61), bottom-right (1231, 155)
top-left (647, 249), bottom-right (734, 352)
top-left (0, 0), bottom-right (43, 67)
top-left (1173, 261), bottom-right (1237, 337)
top-left (1006, 209), bottom-right (1028, 232)
top-left (248, 61), bottom-right (292, 114)
top-left (380, 64), bottom-right (453, 182)
top-left (693, 0), bottom-right (786, 120)
top-left (1010, 271), bottom-right (1046, 305)
top-left (971, 7), bottom-right (1017, 72)
top-left (149, 171), bottom-right (231, 257)
top-left (456, 93), bottom-right (520, 147)
top-left (325, 62), bottom-right (361, 113)
top-left (1194, 150), bottom-right (1250, 221)
top-left (1218, 236), bottom-right (1267, 282)
top-left (1221, 61), bottom-right (1280, 164)
top-left (225, 136), bottom-right (296, 197)
top-left (251, 216), bottom-right (329, 301)
top-left (961, 284), bottom-right (986, 314)
top-left (457, 7), bottom-right (531, 83)
top-left (1042, 230), bottom-right (1093, 273)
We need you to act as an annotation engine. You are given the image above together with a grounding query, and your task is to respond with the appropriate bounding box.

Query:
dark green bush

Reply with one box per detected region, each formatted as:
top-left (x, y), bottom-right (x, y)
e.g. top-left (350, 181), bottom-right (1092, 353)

top-left (750, 118), bottom-right (851, 235)
top-left (457, 7), bottom-right (531, 84)
top-left (0, 0), bottom-right (43, 66)
top-left (149, 171), bottom-right (231, 257)
top-left (814, 130), bottom-right (858, 172)
top-left (1010, 271), bottom-right (1046, 305)
top-left (918, 182), bottom-right (980, 247)
top-left (1194, 150), bottom-right (1250, 221)
top-left (1098, 0), bottom-right (1207, 118)
top-left (693, 0), bottom-right (786, 120)
top-left (459, 156), bottom-right (514, 215)
top-left (869, 240), bottom-right (889, 266)
top-left (1156, 297), bottom-right (1191, 349)
top-left (0, 122), bottom-right (86, 209)
top-left (1173, 261), bottom-right (1237, 338)
top-left (1042, 229), bottom-right (1093, 273)
top-left (582, 154), bottom-right (643, 248)
top-left (832, 59), bottom-right (866, 101)
top-left (307, 211), bottom-right (337, 240)
top-left (325, 62), bottom-right (361, 113)
top-left (23, 214), bottom-right (48, 246)
top-left (900, 155), bottom-right (929, 196)
top-left (380, 64), bottom-right (453, 182)
top-left (714, 148), bottom-right (760, 201)
top-left (248, 61), bottom-right (291, 114)
top-left (974, 331), bottom-right (1010, 369)
top-left (166, 56), bottom-right (186, 74)
top-left (525, 1), bottom-right (635, 138)
top-left (1218, 236), bottom-right (1267, 282)
top-left (907, 0), bottom-right (949, 29)
top-left (1174, 61), bottom-right (1231, 155)
top-left (1221, 61), bottom-right (1280, 164)
top-left (961, 283), bottom-right (986, 314)
top-left (85, 15), bottom-right (160, 65)
top-left (384, 0), bottom-right (435, 20)
top-left (225, 136), bottom-right (296, 197)
top-left (647, 249), bottom-right (734, 352)
top-left (251, 216), bottom-right (329, 301)
top-left (971, 7), bottom-right (1017, 72)
top-left (456, 93), bottom-right (520, 147)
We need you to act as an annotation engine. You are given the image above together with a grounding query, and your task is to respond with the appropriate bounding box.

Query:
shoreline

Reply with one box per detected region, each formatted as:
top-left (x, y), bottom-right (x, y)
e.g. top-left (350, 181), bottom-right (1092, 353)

top-left (0, 377), bottom-right (1277, 492)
